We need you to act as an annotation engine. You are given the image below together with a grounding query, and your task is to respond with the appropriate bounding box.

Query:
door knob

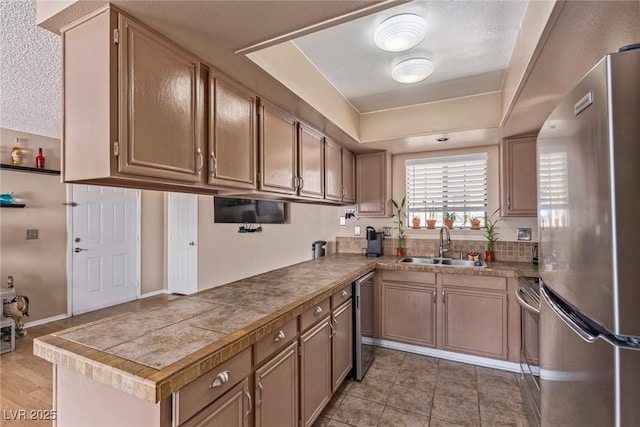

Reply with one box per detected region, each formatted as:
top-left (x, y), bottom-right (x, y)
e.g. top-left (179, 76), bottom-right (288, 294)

top-left (189, 242), bottom-right (195, 246)
top-left (74, 247), bottom-right (87, 253)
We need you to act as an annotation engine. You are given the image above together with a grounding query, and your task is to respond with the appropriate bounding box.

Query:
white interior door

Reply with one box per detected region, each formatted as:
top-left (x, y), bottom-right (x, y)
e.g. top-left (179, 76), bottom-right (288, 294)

top-left (70, 185), bottom-right (140, 315)
top-left (168, 193), bottom-right (198, 295)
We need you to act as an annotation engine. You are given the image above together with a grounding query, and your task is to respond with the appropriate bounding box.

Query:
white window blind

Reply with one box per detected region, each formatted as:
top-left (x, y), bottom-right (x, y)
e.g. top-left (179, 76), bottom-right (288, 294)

top-left (406, 153), bottom-right (487, 223)
top-left (538, 150), bottom-right (569, 227)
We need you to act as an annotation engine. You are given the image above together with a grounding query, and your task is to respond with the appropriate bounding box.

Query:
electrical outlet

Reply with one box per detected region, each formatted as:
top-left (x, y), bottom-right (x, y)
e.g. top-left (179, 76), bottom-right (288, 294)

top-left (354, 225), bottom-right (361, 236)
top-left (26, 229), bottom-right (39, 240)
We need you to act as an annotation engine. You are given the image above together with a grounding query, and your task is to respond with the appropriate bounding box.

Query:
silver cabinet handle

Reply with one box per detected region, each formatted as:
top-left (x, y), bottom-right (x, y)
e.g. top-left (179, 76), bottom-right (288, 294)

top-left (210, 151), bottom-right (217, 178)
top-left (433, 290), bottom-right (436, 304)
top-left (329, 318), bottom-right (336, 338)
top-left (209, 370), bottom-right (230, 389)
top-left (508, 196), bottom-right (511, 211)
top-left (314, 306), bottom-right (323, 315)
top-left (341, 290), bottom-right (348, 298)
top-left (196, 147), bottom-right (203, 176)
top-left (299, 177), bottom-right (304, 189)
top-left (273, 330), bottom-right (285, 342)
top-left (244, 387), bottom-right (252, 418)
top-left (256, 376), bottom-right (263, 406)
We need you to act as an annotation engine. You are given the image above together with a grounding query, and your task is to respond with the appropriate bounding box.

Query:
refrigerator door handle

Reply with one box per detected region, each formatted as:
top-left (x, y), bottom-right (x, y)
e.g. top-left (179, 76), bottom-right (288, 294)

top-left (541, 285), bottom-right (598, 343)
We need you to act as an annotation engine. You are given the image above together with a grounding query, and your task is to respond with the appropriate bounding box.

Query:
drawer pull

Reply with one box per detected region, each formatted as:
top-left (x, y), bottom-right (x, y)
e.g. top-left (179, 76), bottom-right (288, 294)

top-left (273, 330), bottom-right (286, 342)
top-left (314, 306), bottom-right (323, 315)
top-left (341, 290), bottom-right (348, 298)
top-left (209, 370), bottom-right (230, 389)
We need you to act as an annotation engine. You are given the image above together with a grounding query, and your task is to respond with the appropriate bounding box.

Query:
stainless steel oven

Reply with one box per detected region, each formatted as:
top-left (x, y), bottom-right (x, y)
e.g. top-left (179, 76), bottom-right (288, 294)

top-left (516, 276), bottom-right (541, 426)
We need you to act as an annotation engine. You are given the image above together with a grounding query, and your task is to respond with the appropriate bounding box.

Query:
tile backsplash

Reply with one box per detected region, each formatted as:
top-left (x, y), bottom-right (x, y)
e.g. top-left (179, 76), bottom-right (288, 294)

top-left (336, 237), bottom-right (536, 263)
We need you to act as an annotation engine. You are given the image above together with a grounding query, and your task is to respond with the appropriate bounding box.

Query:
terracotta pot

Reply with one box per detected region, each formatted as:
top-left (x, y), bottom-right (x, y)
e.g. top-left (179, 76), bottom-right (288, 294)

top-left (444, 219), bottom-right (454, 229)
top-left (470, 219), bottom-right (481, 230)
top-left (396, 247), bottom-right (404, 257)
top-left (485, 250), bottom-right (495, 262)
top-left (426, 219), bottom-right (436, 229)
top-left (412, 218), bottom-right (421, 229)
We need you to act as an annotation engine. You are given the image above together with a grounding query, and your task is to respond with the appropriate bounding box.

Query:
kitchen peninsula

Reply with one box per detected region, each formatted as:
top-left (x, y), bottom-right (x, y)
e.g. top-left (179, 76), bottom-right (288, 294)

top-left (34, 254), bottom-right (536, 426)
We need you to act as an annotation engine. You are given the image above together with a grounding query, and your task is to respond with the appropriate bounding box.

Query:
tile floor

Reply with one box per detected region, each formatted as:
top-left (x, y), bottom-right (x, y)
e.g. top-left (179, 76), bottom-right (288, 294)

top-left (315, 347), bottom-right (531, 427)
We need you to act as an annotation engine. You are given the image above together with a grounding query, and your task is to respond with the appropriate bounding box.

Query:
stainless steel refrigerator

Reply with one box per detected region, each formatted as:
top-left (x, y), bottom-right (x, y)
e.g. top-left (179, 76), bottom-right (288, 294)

top-left (536, 45), bottom-right (640, 427)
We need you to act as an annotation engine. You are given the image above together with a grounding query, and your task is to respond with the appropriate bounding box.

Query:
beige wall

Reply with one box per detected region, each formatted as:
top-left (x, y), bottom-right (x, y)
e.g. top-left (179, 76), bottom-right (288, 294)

top-left (140, 190), bottom-right (166, 295)
top-left (0, 128), bottom-right (67, 323)
top-left (197, 197), bottom-right (346, 289)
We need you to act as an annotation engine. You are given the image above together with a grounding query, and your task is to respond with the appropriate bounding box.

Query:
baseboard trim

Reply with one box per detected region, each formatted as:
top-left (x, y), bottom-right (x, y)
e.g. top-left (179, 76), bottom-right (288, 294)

top-left (375, 339), bottom-right (521, 373)
top-left (24, 314), bottom-right (69, 329)
top-left (139, 289), bottom-right (169, 299)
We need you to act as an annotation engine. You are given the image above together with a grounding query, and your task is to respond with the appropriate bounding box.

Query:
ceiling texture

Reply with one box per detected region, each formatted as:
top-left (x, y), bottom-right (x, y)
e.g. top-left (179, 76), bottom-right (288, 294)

top-left (32, 1), bottom-right (640, 153)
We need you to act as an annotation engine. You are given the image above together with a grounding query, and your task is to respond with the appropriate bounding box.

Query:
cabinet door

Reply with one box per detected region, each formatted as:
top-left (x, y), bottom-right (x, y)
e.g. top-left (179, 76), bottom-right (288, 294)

top-left (208, 74), bottom-right (257, 189)
top-left (442, 287), bottom-right (508, 359)
top-left (325, 138), bottom-right (343, 202)
top-left (255, 342), bottom-right (298, 427)
top-left (356, 152), bottom-right (388, 216)
top-left (298, 123), bottom-right (325, 199)
top-left (259, 102), bottom-right (298, 195)
top-left (181, 378), bottom-right (251, 427)
top-left (300, 317), bottom-right (332, 427)
top-left (342, 148), bottom-right (356, 203)
top-left (118, 15), bottom-right (202, 183)
top-left (381, 281), bottom-right (437, 347)
top-left (332, 300), bottom-right (353, 392)
top-left (502, 135), bottom-right (537, 216)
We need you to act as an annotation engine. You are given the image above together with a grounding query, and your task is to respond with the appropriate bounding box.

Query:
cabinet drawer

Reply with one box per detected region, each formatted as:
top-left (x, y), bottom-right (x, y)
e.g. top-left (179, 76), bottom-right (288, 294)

top-left (254, 317), bottom-right (298, 366)
top-left (382, 270), bottom-right (436, 284)
top-left (300, 298), bottom-right (330, 331)
top-left (331, 283), bottom-right (352, 309)
top-left (441, 274), bottom-right (507, 291)
top-left (175, 347), bottom-right (251, 425)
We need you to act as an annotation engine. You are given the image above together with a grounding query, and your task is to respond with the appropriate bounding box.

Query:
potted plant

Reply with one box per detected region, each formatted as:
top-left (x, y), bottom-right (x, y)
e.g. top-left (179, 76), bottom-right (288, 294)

top-left (444, 212), bottom-right (458, 229)
top-left (412, 216), bottom-right (421, 229)
top-left (426, 203), bottom-right (437, 229)
top-left (470, 216), bottom-right (481, 230)
top-left (392, 196), bottom-right (407, 257)
top-left (483, 207), bottom-right (502, 262)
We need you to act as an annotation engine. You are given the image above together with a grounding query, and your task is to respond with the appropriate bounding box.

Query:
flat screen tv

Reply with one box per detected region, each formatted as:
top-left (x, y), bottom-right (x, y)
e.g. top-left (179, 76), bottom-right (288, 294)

top-left (213, 197), bottom-right (286, 224)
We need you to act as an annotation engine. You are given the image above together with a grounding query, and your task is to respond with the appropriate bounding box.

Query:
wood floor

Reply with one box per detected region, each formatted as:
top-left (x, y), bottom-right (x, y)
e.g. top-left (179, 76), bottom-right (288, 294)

top-left (0, 295), bottom-right (176, 427)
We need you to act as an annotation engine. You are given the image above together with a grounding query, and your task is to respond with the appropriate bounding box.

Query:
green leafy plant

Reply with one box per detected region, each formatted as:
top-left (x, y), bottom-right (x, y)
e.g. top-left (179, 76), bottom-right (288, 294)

top-left (391, 196), bottom-right (407, 248)
top-left (444, 212), bottom-right (459, 221)
top-left (483, 207), bottom-right (503, 251)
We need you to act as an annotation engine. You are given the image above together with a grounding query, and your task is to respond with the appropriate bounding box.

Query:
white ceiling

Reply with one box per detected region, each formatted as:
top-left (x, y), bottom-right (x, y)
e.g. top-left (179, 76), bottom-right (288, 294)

top-left (293, 1), bottom-right (528, 113)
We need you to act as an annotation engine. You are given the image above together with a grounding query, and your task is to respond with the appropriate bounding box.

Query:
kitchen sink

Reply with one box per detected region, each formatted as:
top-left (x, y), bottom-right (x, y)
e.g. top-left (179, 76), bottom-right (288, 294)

top-left (397, 257), bottom-right (487, 268)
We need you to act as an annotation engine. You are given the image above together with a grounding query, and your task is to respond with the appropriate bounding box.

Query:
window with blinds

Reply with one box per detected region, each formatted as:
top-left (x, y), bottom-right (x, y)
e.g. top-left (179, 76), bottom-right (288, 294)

top-left (406, 153), bottom-right (488, 227)
top-left (538, 150), bottom-right (569, 228)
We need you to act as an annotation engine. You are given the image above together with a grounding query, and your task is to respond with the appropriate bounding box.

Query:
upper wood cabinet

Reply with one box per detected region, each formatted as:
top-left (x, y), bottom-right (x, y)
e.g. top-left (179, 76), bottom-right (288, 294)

top-left (298, 123), bottom-right (325, 199)
top-left (356, 151), bottom-right (391, 216)
top-left (325, 139), bottom-right (355, 204)
top-left (501, 134), bottom-right (538, 216)
top-left (62, 7), bottom-right (204, 186)
top-left (208, 73), bottom-right (257, 190)
top-left (258, 101), bottom-right (298, 195)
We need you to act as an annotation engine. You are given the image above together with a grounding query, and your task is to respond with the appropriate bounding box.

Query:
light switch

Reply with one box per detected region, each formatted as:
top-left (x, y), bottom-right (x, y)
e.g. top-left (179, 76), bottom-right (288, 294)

top-left (354, 225), bottom-right (361, 236)
top-left (339, 216), bottom-right (346, 226)
top-left (26, 229), bottom-right (39, 240)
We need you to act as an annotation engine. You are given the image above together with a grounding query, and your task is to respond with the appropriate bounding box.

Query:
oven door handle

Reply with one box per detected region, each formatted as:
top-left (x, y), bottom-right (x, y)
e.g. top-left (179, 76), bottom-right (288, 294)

top-left (516, 286), bottom-right (540, 315)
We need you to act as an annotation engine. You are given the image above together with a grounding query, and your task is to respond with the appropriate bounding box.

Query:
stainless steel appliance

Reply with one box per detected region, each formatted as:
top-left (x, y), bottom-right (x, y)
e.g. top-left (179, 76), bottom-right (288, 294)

top-left (352, 271), bottom-right (375, 380)
top-left (537, 46), bottom-right (640, 426)
top-left (365, 226), bottom-right (383, 257)
top-left (531, 244), bottom-right (539, 264)
top-left (311, 240), bottom-right (326, 259)
top-left (516, 276), bottom-right (541, 426)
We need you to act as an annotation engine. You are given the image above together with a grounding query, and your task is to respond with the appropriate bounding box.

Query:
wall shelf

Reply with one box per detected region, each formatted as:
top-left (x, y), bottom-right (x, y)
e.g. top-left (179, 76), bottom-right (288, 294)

top-left (0, 163), bottom-right (60, 175)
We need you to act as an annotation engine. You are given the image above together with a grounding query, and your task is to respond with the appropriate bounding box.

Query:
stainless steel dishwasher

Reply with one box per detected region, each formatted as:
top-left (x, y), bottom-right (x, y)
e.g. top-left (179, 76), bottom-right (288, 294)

top-left (352, 271), bottom-right (375, 381)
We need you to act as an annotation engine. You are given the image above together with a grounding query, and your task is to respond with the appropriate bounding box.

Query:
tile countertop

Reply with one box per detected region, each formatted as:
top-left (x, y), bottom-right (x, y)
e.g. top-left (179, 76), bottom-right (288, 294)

top-left (33, 254), bottom-right (538, 404)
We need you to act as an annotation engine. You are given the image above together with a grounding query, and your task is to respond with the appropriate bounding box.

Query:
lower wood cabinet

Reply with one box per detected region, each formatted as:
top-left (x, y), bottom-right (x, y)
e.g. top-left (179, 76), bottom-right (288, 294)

top-left (181, 378), bottom-right (251, 427)
top-left (254, 342), bottom-right (298, 427)
top-left (442, 287), bottom-right (508, 360)
top-left (300, 316), bottom-right (333, 427)
top-left (381, 281), bottom-right (437, 347)
top-left (332, 299), bottom-right (353, 392)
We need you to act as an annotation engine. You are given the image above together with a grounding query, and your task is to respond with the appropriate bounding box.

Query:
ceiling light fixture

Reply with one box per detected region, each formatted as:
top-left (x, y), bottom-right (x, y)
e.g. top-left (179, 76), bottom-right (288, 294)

top-left (374, 14), bottom-right (427, 52)
top-left (392, 58), bottom-right (435, 84)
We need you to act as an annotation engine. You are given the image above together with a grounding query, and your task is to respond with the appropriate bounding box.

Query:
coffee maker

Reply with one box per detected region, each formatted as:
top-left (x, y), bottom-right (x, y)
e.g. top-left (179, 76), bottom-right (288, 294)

top-left (366, 226), bottom-right (384, 257)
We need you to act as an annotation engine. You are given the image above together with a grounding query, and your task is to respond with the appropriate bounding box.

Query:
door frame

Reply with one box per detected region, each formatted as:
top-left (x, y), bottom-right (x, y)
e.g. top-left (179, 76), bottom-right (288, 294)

top-left (65, 184), bottom-right (142, 316)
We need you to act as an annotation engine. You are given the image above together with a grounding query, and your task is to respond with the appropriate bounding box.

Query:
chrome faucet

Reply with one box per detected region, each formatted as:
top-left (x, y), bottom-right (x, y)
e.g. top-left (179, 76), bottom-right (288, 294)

top-left (439, 226), bottom-right (451, 258)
